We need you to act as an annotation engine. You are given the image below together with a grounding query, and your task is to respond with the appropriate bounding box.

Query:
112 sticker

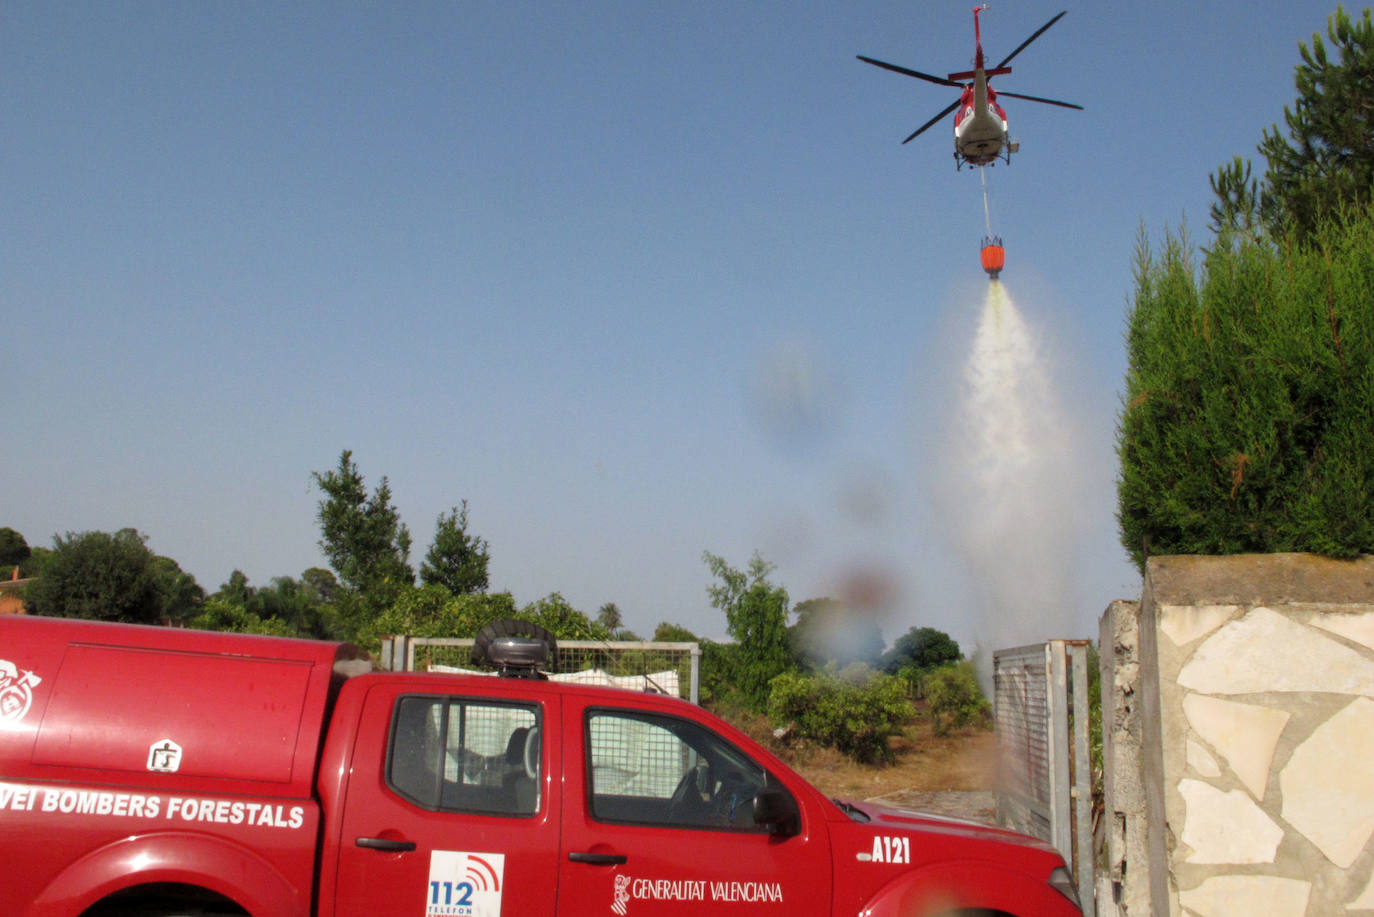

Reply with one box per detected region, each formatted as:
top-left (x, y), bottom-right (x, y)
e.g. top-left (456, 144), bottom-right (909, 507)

top-left (426, 850), bottom-right (505, 917)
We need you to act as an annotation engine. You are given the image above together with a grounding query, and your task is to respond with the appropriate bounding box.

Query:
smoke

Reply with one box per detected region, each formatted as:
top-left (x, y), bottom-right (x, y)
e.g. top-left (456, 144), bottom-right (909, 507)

top-left (934, 282), bottom-right (1086, 680)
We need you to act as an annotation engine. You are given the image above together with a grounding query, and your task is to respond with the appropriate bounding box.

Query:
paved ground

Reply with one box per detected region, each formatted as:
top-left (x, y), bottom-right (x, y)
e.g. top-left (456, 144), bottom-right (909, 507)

top-left (865, 790), bottom-right (998, 826)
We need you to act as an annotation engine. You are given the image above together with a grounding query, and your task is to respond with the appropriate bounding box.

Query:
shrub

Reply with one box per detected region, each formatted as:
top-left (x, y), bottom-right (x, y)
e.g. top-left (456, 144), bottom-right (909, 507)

top-left (767, 666), bottom-right (915, 764)
top-left (698, 640), bottom-right (742, 709)
top-left (925, 661), bottom-right (991, 736)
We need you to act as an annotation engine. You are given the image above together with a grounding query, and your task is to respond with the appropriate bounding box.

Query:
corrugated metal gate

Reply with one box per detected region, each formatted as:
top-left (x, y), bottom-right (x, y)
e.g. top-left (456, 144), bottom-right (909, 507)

top-left (994, 640), bottom-right (1094, 917)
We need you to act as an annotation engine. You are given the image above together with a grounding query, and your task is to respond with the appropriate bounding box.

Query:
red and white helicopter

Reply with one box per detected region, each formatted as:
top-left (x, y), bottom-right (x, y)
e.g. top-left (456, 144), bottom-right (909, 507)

top-left (858, 6), bottom-right (1082, 169)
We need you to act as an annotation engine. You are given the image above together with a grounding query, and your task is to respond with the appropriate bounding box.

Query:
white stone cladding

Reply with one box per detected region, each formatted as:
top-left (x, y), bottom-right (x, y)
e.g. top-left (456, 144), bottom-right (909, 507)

top-left (1100, 554), bottom-right (1374, 917)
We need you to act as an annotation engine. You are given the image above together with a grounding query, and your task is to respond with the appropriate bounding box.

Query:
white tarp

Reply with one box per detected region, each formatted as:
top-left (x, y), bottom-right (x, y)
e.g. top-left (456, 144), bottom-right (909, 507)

top-left (427, 665), bottom-right (680, 698)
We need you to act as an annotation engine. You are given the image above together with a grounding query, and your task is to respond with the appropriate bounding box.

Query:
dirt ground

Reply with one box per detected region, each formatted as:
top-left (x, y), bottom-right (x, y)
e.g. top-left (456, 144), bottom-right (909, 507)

top-left (733, 706), bottom-right (1000, 823)
top-left (784, 720), bottom-right (997, 799)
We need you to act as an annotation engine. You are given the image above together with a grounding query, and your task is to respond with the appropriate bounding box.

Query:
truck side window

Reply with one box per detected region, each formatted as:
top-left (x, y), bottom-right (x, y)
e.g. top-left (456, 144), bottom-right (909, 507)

top-left (585, 709), bottom-right (777, 833)
top-left (388, 695), bottom-right (540, 817)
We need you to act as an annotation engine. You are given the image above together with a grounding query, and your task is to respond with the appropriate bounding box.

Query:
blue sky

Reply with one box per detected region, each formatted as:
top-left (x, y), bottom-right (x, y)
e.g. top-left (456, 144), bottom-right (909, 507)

top-left (2, 1), bottom-right (1348, 645)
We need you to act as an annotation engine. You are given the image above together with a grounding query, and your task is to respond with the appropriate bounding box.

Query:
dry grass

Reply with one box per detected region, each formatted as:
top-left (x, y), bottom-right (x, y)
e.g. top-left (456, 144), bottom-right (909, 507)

top-left (728, 702), bottom-right (998, 800)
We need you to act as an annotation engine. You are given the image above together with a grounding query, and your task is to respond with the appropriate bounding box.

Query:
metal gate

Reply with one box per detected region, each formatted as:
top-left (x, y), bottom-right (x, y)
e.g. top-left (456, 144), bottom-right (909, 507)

top-left (994, 640), bottom-right (1094, 916)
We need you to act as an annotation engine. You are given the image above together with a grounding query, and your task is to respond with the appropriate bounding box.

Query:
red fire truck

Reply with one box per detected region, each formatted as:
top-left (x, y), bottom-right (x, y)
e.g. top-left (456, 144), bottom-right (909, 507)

top-left (0, 615), bottom-right (1082, 916)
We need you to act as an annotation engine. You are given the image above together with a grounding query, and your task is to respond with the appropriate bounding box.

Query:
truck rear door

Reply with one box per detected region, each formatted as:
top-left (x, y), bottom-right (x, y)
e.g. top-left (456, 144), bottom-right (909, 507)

top-left (331, 681), bottom-right (558, 917)
top-left (555, 696), bottom-right (833, 916)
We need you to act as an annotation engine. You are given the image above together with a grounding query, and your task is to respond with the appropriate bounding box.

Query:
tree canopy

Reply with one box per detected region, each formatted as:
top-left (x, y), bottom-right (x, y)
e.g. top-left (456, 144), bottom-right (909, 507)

top-left (205, 569), bottom-right (342, 638)
top-left (881, 625), bottom-right (962, 675)
top-left (653, 621), bottom-right (698, 642)
top-left (23, 529), bottom-right (202, 624)
top-left (1125, 6), bottom-right (1374, 567)
top-left (1211, 6), bottom-right (1374, 243)
top-left (520, 592), bottom-right (609, 641)
top-left (353, 585), bottom-right (520, 650)
top-left (313, 450), bottom-right (414, 613)
top-left (0, 527), bottom-right (32, 575)
top-left (419, 501), bottom-right (490, 595)
top-left (1117, 209), bottom-right (1374, 566)
top-left (703, 550), bottom-right (793, 710)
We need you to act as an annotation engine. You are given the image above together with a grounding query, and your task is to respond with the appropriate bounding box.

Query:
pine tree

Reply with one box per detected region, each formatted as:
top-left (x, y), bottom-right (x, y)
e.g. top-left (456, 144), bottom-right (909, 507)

top-left (419, 501), bottom-right (490, 595)
top-left (1211, 7), bottom-right (1374, 243)
top-left (312, 451), bottom-right (413, 614)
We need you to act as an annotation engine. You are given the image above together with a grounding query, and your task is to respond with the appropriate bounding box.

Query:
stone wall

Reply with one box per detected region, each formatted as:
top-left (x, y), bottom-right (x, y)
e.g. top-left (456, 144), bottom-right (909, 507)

top-left (1099, 599), bottom-right (1153, 915)
top-left (1102, 554), bottom-right (1374, 916)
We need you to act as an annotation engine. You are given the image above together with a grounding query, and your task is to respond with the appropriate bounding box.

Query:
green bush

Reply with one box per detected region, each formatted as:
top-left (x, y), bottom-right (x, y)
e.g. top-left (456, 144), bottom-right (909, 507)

top-left (925, 661), bottom-right (991, 737)
top-left (767, 666), bottom-right (915, 764)
top-left (697, 640), bottom-right (742, 709)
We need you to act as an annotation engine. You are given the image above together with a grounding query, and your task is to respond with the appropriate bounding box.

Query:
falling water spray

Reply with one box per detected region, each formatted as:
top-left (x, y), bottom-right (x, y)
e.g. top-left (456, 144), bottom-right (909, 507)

top-left (941, 282), bottom-right (1081, 683)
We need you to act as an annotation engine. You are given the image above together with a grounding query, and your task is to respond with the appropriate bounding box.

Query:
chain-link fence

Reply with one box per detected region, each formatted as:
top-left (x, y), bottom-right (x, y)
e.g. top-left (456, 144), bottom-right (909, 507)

top-left (380, 636), bottom-right (701, 704)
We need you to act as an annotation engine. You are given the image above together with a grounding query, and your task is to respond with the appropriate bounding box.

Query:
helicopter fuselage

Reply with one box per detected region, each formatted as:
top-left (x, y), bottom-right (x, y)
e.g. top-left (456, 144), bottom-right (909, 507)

top-left (951, 64), bottom-right (1013, 167)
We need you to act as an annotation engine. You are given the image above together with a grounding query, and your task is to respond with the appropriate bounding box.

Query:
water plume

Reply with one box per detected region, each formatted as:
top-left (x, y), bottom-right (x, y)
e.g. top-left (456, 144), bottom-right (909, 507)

top-left (939, 282), bottom-right (1083, 679)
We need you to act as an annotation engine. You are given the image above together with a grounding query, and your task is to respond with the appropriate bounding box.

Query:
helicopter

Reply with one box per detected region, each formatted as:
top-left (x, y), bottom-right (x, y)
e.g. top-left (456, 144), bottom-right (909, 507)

top-left (858, 6), bottom-right (1082, 169)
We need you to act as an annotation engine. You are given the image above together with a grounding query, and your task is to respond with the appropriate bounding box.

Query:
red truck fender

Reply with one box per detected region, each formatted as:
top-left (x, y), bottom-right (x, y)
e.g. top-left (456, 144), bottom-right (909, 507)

top-left (859, 858), bottom-right (1074, 917)
top-left (23, 831), bottom-right (307, 917)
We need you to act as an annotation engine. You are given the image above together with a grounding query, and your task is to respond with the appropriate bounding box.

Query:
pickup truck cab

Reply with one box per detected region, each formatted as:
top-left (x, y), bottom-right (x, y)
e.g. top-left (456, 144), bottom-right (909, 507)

top-left (0, 615), bottom-right (1082, 916)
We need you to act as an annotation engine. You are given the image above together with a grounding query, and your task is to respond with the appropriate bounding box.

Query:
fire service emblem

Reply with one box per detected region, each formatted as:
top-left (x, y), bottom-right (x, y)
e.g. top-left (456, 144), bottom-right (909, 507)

top-left (0, 659), bottom-right (42, 724)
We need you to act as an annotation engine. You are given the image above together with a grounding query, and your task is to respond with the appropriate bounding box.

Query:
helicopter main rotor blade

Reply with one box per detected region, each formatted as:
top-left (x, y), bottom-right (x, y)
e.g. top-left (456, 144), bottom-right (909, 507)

top-left (994, 10), bottom-right (1067, 69)
top-left (995, 90), bottom-right (1083, 110)
top-left (857, 55), bottom-right (965, 89)
top-left (902, 100), bottom-right (961, 144)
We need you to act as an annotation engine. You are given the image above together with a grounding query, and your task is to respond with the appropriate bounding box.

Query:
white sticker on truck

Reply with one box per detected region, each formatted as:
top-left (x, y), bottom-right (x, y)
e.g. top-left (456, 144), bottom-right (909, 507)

top-left (0, 659), bottom-right (42, 725)
top-left (609, 875), bottom-right (784, 913)
top-left (868, 835), bottom-right (911, 864)
top-left (427, 850), bottom-right (504, 917)
top-left (147, 739), bottom-right (183, 773)
top-left (0, 781), bottom-right (306, 829)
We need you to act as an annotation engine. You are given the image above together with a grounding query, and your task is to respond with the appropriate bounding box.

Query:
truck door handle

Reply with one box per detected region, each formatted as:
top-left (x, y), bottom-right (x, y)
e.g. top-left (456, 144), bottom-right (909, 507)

top-left (569, 851), bottom-right (628, 865)
top-left (356, 836), bottom-right (417, 852)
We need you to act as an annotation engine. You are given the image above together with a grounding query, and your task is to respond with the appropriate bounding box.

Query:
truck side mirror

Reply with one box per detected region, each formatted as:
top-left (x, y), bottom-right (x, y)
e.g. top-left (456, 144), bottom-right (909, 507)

top-left (753, 786), bottom-right (800, 838)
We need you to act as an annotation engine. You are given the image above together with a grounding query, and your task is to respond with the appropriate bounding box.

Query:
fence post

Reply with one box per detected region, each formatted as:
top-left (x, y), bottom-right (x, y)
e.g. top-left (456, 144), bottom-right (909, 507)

top-left (1048, 641), bottom-right (1072, 861)
top-left (689, 643), bottom-right (701, 705)
top-left (1069, 641), bottom-right (1095, 917)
